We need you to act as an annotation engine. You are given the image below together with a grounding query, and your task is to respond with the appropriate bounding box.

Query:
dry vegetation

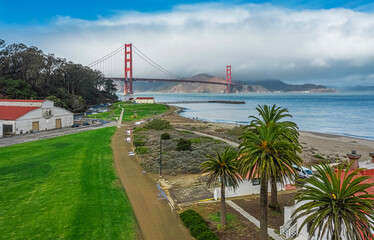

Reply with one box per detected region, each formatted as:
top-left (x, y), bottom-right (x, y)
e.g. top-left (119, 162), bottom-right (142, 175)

top-left (133, 127), bottom-right (230, 175)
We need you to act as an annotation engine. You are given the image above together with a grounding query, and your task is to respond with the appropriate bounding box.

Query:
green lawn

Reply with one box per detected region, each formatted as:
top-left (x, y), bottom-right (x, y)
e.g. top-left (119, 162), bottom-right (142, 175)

top-left (89, 102), bottom-right (169, 121)
top-left (0, 127), bottom-right (138, 240)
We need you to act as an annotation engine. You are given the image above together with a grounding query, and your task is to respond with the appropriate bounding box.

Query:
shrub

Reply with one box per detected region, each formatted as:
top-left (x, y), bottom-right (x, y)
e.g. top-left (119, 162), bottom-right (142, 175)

top-left (133, 139), bottom-right (145, 147)
top-left (196, 231), bottom-right (218, 240)
top-left (144, 119), bottom-right (172, 130)
top-left (226, 125), bottom-right (246, 136)
top-left (189, 138), bottom-right (201, 144)
top-left (190, 223), bottom-right (210, 238)
top-left (133, 127), bottom-right (148, 133)
top-left (179, 210), bottom-right (218, 240)
top-left (313, 154), bottom-right (325, 160)
top-left (135, 147), bottom-right (149, 155)
top-left (177, 138), bottom-right (192, 151)
top-left (161, 132), bottom-right (171, 140)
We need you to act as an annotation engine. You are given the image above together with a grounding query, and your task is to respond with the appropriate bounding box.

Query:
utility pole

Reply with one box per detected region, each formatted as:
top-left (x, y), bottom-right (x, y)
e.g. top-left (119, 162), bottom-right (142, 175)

top-left (159, 136), bottom-right (162, 178)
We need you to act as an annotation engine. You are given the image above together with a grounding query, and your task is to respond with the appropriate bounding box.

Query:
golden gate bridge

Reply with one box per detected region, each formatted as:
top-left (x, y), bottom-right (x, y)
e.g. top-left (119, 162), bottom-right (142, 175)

top-left (87, 43), bottom-right (241, 95)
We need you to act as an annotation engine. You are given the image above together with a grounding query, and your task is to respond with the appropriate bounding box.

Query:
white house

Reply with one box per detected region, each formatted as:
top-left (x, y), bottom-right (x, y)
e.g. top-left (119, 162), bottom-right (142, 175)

top-left (134, 97), bottom-right (155, 104)
top-left (214, 174), bottom-right (295, 200)
top-left (0, 99), bottom-right (74, 136)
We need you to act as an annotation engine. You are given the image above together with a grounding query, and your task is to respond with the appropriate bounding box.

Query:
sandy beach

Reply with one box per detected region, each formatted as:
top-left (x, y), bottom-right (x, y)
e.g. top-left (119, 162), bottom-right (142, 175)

top-left (162, 106), bottom-right (374, 165)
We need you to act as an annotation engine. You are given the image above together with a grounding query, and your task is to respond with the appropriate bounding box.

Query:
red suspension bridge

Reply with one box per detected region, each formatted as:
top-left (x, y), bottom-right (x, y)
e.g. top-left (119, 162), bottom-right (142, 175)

top-left (87, 43), bottom-right (241, 95)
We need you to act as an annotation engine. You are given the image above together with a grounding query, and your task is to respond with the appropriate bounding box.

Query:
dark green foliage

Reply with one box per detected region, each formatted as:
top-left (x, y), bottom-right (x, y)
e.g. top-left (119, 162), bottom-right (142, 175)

top-left (135, 147), bottom-right (149, 155)
top-left (144, 119), bottom-right (172, 130)
top-left (133, 140), bottom-right (145, 147)
top-left (161, 132), bottom-right (171, 140)
top-left (313, 154), bottom-right (325, 159)
top-left (177, 138), bottom-right (192, 151)
top-left (0, 39), bottom-right (117, 112)
top-left (0, 77), bottom-right (37, 99)
top-left (133, 127), bottom-right (148, 133)
top-left (179, 210), bottom-right (218, 240)
top-left (196, 231), bottom-right (218, 240)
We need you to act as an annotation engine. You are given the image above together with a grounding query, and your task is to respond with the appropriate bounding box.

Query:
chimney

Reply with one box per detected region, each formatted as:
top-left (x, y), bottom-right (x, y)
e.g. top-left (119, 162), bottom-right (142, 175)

top-left (370, 152), bottom-right (374, 163)
top-left (347, 150), bottom-right (361, 170)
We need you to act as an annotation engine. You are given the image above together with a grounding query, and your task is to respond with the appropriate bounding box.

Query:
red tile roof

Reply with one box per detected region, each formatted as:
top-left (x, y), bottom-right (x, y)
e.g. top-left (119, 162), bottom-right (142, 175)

top-left (0, 99), bottom-right (45, 102)
top-left (136, 97), bottom-right (154, 99)
top-left (0, 106), bottom-right (40, 120)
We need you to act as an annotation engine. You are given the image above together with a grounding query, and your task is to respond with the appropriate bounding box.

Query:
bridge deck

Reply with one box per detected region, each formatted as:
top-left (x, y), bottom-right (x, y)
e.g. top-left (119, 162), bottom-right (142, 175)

top-left (106, 77), bottom-right (240, 86)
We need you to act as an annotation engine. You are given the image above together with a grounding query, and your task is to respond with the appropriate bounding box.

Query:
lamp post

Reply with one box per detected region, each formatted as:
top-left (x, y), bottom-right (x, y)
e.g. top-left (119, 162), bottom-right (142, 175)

top-left (159, 136), bottom-right (162, 178)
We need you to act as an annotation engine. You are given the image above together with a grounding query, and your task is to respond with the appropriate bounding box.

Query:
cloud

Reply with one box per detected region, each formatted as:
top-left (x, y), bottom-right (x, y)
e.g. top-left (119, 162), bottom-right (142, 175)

top-left (2, 3), bottom-right (374, 86)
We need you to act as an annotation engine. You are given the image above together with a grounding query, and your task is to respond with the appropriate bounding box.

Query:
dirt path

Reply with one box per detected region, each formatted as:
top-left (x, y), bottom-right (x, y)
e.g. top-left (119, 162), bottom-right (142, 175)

top-left (111, 126), bottom-right (192, 240)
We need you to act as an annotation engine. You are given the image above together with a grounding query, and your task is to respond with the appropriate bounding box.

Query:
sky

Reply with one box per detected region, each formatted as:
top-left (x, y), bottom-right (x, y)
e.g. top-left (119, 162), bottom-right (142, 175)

top-left (1, 0), bottom-right (374, 86)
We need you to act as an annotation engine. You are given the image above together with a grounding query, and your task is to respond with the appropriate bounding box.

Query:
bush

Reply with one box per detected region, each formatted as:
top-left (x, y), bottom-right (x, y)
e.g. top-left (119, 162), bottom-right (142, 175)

top-left (144, 119), bottom-right (172, 130)
top-left (133, 127), bottom-right (148, 133)
top-left (226, 125), bottom-right (246, 136)
top-left (177, 138), bottom-right (192, 151)
top-left (161, 132), bottom-right (171, 140)
top-left (135, 147), bottom-right (149, 155)
top-left (196, 231), bottom-right (218, 240)
top-left (133, 139), bottom-right (145, 147)
top-left (313, 154), bottom-right (325, 160)
top-left (179, 210), bottom-right (218, 240)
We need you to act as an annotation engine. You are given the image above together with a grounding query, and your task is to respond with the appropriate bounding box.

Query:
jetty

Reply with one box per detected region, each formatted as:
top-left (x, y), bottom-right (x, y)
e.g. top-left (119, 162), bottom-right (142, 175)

top-left (159, 100), bottom-right (245, 104)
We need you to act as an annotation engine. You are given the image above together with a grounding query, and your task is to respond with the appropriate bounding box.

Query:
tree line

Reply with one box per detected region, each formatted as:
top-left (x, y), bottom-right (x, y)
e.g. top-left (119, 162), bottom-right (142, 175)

top-left (0, 39), bottom-right (118, 112)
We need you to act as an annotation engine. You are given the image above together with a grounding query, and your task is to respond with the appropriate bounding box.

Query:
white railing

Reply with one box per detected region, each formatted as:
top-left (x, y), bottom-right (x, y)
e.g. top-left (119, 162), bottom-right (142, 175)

top-left (280, 219), bottom-right (298, 239)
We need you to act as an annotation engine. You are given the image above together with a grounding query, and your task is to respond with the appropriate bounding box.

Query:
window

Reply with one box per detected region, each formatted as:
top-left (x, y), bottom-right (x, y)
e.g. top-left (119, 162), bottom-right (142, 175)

top-left (252, 178), bottom-right (260, 186)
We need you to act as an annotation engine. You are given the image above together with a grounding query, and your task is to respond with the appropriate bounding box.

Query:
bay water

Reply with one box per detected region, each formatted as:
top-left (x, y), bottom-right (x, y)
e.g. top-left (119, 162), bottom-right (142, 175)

top-left (129, 92), bottom-right (374, 140)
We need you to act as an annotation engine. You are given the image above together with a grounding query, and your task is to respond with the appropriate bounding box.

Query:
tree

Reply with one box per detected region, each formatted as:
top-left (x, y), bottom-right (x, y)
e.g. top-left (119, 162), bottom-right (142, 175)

top-left (201, 147), bottom-right (241, 227)
top-left (248, 104), bottom-right (300, 211)
top-left (239, 121), bottom-right (302, 239)
top-left (293, 163), bottom-right (374, 240)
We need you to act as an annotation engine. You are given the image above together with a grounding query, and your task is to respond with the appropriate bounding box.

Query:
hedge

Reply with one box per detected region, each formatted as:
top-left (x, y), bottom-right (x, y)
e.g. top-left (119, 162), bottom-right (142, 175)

top-left (179, 209), bottom-right (218, 240)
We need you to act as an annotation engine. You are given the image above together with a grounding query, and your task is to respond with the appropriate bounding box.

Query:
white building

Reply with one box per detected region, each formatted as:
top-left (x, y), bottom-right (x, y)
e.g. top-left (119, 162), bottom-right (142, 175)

top-left (134, 97), bottom-right (155, 104)
top-left (0, 99), bottom-right (74, 136)
top-left (214, 175), bottom-right (295, 200)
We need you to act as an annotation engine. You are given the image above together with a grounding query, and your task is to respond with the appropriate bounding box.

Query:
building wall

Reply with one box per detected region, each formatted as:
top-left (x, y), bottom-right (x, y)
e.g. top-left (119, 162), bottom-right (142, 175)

top-left (14, 107), bottom-right (73, 134)
top-left (214, 177), bottom-right (293, 199)
top-left (0, 122), bottom-right (2, 137)
top-left (135, 99), bottom-right (155, 104)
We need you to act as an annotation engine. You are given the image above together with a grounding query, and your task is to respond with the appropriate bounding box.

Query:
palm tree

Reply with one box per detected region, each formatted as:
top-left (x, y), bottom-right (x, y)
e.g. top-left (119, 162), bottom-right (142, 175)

top-left (239, 121), bottom-right (302, 238)
top-left (201, 147), bottom-right (241, 227)
top-left (292, 163), bottom-right (374, 240)
top-left (248, 104), bottom-right (301, 211)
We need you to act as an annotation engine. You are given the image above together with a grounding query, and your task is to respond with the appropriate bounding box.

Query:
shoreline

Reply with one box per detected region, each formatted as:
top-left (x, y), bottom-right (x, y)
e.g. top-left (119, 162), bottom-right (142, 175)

top-left (164, 105), bottom-right (374, 164)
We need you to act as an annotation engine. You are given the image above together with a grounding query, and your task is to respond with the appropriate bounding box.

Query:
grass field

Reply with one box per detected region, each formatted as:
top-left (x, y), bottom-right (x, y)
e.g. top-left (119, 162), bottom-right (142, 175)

top-left (0, 127), bottom-right (138, 240)
top-left (89, 102), bottom-right (169, 121)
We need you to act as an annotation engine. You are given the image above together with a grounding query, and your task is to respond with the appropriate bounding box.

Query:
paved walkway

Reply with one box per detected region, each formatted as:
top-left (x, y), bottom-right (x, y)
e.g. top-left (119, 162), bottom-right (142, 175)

top-left (227, 200), bottom-right (283, 240)
top-left (112, 126), bottom-right (192, 240)
top-left (0, 121), bottom-right (116, 148)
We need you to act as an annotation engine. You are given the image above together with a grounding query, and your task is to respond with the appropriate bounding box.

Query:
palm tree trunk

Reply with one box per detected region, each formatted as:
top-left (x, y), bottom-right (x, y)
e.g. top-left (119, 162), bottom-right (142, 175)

top-left (270, 175), bottom-right (280, 212)
top-left (260, 175), bottom-right (268, 239)
top-left (220, 181), bottom-right (226, 226)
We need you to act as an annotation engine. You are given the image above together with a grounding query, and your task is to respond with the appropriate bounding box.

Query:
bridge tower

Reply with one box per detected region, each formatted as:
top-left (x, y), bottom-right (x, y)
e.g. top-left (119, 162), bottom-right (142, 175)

top-left (124, 43), bottom-right (133, 95)
top-left (226, 65), bottom-right (232, 93)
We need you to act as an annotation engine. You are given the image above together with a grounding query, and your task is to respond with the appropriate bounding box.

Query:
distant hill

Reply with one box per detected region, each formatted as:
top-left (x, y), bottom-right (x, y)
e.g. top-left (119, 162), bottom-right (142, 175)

top-left (131, 74), bottom-right (335, 93)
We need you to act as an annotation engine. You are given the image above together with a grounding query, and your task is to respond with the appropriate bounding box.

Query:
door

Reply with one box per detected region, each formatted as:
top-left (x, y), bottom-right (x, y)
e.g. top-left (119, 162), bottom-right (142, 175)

top-left (56, 119), bottom-right (62, 129)
top-left (32, 121), bottom-right (39, 131)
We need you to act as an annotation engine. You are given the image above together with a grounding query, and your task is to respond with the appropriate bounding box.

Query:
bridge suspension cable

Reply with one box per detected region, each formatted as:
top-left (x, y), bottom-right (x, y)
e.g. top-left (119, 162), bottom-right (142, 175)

top-left (132, 45), bottom-right (184, 79)
top-left (87, 45), bottom-right (125, 68)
